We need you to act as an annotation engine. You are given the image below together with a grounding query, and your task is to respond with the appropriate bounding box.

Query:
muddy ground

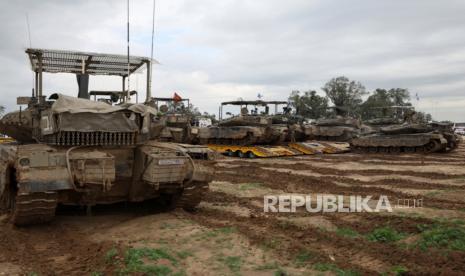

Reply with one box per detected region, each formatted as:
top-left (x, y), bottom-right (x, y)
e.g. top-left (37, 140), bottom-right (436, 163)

top-left (2, 144), bottom-right (465, 275)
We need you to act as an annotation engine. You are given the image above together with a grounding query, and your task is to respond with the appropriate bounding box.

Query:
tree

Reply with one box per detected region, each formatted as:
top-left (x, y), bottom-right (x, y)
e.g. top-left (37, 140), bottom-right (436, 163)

top-left (359, 89), bottom-right (393, 119)
top-left (322, 76), bottom-right (367, 116)
top-left (415, 111), bottom-right (433, 123)
top-left (388, 88), bottom-right (410, 106)
top-left (360, 88), bottom-right (412, 120)
top-left (0, 105), bottom-right (4, 116)
top-left (288, 90), bottom-right (328, 119)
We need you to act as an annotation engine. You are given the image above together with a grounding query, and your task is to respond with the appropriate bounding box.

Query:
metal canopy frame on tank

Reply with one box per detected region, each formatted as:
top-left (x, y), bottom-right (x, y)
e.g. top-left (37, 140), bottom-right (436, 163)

top-left (25, 48), bottom-right (158, 103)
top-left (219, 100), bottom-right (288, 120)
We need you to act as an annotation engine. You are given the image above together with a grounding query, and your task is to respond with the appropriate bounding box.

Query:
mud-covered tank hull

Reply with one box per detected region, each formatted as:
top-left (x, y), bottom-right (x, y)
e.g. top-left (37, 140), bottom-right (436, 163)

top-left (305, 117), bottom-right (361, 142)
top-left (197, 125), bottom-right (282, 145)
top-left (0, 141), bottom-right (214, 226)
top-left (351, 133), bottom-right (447, 153)
top-left (304, 125), bottom-right (360, 142)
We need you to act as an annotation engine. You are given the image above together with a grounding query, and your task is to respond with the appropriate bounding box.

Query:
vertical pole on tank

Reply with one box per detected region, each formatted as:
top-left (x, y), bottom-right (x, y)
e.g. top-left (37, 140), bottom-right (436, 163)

top-left (145, 60), bottom-right (151, 102)
top-left (34, 71), bottom-right (38, 98)
top-left (122, 76), bottom-right (126, 102)
top-left (38, 53), bottom-right (43, 104)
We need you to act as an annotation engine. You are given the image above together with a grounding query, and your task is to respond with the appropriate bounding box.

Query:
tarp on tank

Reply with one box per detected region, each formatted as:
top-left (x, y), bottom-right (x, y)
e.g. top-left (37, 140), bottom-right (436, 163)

top-left (50, 94), bottom-right (158, 133)
top-left (57, 112), bottom-right (138, 132)
top-left (51, 94), bottom-right (157, 115)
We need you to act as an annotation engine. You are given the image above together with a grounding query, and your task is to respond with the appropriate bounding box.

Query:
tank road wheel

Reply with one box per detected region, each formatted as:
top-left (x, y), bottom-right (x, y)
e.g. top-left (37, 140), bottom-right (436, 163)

top-left (378, 147), bottom-right (388, 153)
top-left (0, 172), bottom-right (16, 216)
top-left (247, 151), bottom-right (257, 158)
top-left (369, 147), bottom-right (378, 154)
top-left (225, 150), bottom-right (235, 157)
top-left (351, 146), bottom-right (361, 154)
top-left (424, 140), bottom-right (440, 153)
top-left (237, 151), bottom-right (246, 158)
top-left (0, 170), bottom-right (57, 226)
top-left (404, 147), bottom-right (416, 153)
top-left (11, 192), bottom-right (58, 226)
top-left (446, 141), bottom-right (457, 152)
top-left (388, 147), bottom-right (401, 154)
top-left (176, 181), bottom-right (209, 211)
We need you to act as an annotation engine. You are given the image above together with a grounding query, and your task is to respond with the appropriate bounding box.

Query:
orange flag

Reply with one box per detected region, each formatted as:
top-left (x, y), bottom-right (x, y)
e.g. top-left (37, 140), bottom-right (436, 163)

top-left (173, 92), bottom-right (182, 102)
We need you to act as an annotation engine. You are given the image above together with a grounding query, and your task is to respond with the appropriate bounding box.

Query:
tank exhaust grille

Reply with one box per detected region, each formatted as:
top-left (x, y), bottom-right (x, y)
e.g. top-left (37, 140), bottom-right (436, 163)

top-left (42, 131), bottom-right (136, 146)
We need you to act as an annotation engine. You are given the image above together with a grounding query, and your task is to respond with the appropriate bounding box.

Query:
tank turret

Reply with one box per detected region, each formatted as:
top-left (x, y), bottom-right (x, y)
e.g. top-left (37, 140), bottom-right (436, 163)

top-left (0, 48), bottom-right (214, 226)
top-left (198, 100), bottom-right (292, 145)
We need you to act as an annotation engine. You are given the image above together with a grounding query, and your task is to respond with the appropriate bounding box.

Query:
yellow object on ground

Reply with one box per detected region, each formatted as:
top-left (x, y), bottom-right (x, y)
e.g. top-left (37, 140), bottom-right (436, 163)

top-left (0, 137), bottom-right (14, 144)
top-left (208, 141), bottom-right (350, 158)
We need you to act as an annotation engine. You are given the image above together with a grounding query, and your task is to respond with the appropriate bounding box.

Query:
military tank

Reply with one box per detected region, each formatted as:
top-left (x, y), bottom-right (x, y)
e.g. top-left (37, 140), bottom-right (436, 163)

top-left (364, 117), bottom-right (403, 130)
top-left (149, 97), bottom-right (196, 144)
top-left (351, 123), bottom-right (458, 153)
top-left (304, 117), bottom-right (362, 142)
top-left (198, 100), bottom-right (289, 145)
top-left (0, 49), bottom-right (214, 226)
top-left (430, 122), bottom-right (462, 152)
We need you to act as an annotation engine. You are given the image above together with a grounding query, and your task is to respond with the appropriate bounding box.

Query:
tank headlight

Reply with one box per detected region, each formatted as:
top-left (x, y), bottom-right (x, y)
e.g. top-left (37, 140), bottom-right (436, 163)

top-left (19, 158), bottom-right (30, 166)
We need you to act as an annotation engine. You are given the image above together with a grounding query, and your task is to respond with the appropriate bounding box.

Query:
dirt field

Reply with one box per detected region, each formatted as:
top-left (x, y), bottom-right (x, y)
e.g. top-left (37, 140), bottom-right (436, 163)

top-left (1, 144), bottom-right (465, 275)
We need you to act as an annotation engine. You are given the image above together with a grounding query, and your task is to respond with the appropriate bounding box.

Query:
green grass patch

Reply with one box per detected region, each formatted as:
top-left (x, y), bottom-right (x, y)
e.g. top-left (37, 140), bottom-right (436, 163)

top-left (262, 238), bottom-right (281, 250)
top-left (367, 227), bottom-right (406, 243)
top-left (105, 247), bottom-right (118, 263)
top-left (313, 263), bottom-right (359, 276)
top-left (425, 191), bottom-right (442, 197)
top-left (160, 222), bottom-right (177, 230)
top-left (218, 255), bottom-right (242, 273)
top-left (416, 224), bottom-right (465, 251)
top-left (294, 250), bottom-right (315, 267)
top-left (120, 247), bottom-right (179, 275)
top-left (277, 220), bottom-right (293, 230)
top-left (202, 226), bottom-right (236, 239)
top-left (239, 182), bottom-right (262, 190)
top-left (176, 250), bottom-right (194, 260)
top-left (274, 268), bottom-right (288, 276)
top-left (336, 227), bottom-right (359, 238)
top-left (390, 265), bottom-right (409, 275)
top-left (255, 262), bottom-right (279, 270)
top-left (453, 176), bottom-right (465, 183)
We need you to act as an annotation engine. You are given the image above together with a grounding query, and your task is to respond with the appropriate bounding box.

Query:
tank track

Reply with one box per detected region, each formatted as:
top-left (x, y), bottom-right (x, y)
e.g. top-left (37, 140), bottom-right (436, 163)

top-left (314, 135), bottom-right (348, 142)
top-left (176, 181), bottom-right (209, 211)
top-left (12, 192), bottom-right (58, 226)
top-left (352, 140), bottom-right (443, 154)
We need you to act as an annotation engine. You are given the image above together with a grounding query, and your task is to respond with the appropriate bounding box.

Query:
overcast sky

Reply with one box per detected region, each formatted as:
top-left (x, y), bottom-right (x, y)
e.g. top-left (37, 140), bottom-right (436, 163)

top-left (1, 0), bottom-right (464, 121)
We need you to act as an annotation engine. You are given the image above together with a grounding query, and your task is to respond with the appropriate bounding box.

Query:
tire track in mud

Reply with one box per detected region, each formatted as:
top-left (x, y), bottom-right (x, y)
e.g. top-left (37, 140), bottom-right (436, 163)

top-left (214, 165), bottom-right (465, 210)
top-left (288, 150), bottom-right (465, 164)
top-left (298, 158), bottom-right (465, 167)
top-left (184, 202), bottom-right (465, 275)
top-left (0, 220), bottom-right (115, 275)
top-left (205, 190), bottom-right (438, 235)
top-left (260, 163), bottom-right (465, 189)
top-left (225, 161), bottom-right (465, 180)
top-left (210, 146), bottom-right (465, 274)
top-left (180, 208), bottom-right (374, 274)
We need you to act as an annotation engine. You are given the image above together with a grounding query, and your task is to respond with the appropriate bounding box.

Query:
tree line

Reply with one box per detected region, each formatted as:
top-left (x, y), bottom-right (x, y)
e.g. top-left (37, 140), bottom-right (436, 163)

top-left (289, 76), bottom-right (432, 122)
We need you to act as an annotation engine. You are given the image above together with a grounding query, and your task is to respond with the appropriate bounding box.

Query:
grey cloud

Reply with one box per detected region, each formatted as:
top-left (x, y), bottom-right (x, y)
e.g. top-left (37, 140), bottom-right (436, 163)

top-left (0, 0), bottom-right (464, 121)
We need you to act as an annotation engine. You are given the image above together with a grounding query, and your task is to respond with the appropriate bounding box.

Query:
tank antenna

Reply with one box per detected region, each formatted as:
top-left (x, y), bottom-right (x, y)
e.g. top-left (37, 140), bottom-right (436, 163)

top-left (26, 13), bottom-right (32, 47)
top-left (149, 0), bottom-right (156, 99)
top-left (126, 0), bottom-right (131, 102)
top-left (26, 13), bottom-right (34, 97)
